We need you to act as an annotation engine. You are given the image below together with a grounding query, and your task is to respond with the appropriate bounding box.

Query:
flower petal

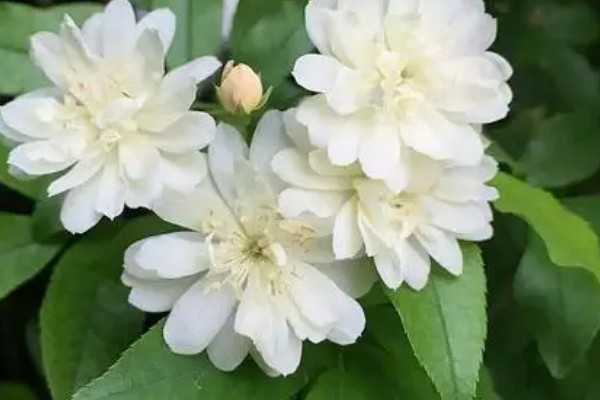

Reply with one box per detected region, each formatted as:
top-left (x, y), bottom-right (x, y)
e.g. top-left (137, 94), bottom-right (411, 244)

top-left (60, 172), bottom-right (103, 234)
top-left (415, 225), bottom-right (463, 276)
top-left (333, 198), bottom-right (363, 259)
top-left (207, 313), bottom-right (251, 372)
top-left (149, 111), bottom-right (216, 153)
top-left (137, 8), bottom-right (176, 53)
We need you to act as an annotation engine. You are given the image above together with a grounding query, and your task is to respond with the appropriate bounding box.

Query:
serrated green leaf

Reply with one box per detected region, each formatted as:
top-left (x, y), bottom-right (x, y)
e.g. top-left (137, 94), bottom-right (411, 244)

top-left (368, 307), bottom-right (440, 400)
top-left (0, 143), bottom-right (46, 199)
top-left (0, 212), bottom-right (62, 300)
top-left (0, 2), bottom-right (102, 95)
top-left (521, 113), bottom-right (600, 188)
top-left (73, 321), bottom-right (320, 400)
top-left (514, 233), bottom-right (600, 378)
top-left (151, 0), bottom-right (223, 68)
top-left (40, 217), bottom-right (174, 400)
top-left (386, 244), bottom-right (486, 400)
top-left (231, 0), bottom-right (312, 90)
top-left (0, 383), bottom-right (37, 400)
top-left (492, 173), bottom-right (600, 283)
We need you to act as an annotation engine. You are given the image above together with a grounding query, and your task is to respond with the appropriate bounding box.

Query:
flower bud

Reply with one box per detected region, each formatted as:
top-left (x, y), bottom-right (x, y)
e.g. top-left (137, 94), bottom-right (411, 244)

top-left (217, 61), bottom-right (265, 114)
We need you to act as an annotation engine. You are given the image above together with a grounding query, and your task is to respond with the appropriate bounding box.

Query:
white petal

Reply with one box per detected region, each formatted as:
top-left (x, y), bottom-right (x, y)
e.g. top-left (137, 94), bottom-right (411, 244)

top-left (249, 111), bottom-right (292, 176)
top-left (272, 149), bottom-right (354, 190)
top-left (305, 0), bottom-right (336, 55)
top-left (133, 232), bottom-right (209, 279)
top-left (81, 12), bottom-right (104, 55)
top-left (415, 225), bottom-right (463, 276)
top-left (358, 121), bottom-right (401, 180)
top-left (333, 198), bottom-right (363, 259)
top-left (374, 249), bottom-right (404, 289)
top-left (279, 188), bottom-right (348, 219)
top-left (30, 32), bottom-right (67, 88)
top-left (308, 149), bottom-right (362, 176)
top-left (207, 313), bottom-right (251, 372)
top-left (94, 161), bottom-right (126, 219)
top-left (137, 8), bottom-right (176, 53)
top-left (150, 111), bottom-right (216, 153)
top-left (60, 173), bottom-right (103, 234)
top-left (48, 153), bottom-right (105, 196)
top-left (158, 152), bottom-right (207, 193)
top-left (164, 279), bottom-right (236, 355)
top-left (422, 196), bottom-right (489, 235)
top-left (118, 136), bottom-right (160, 181)
top-left (102, 0), bottom-right (137, 58)
top-left (137, 57), bottom-right (222, 132)
top-left (124, 273), bottom-right (197, 313)
top-left (1, 95), bottom-right (63, 139)
top-left (208, 123), bottom-right (249, 203)
top-left (293, 54), bottom-right (346, 93)
top-left (395, 240), bottom-right (431, 291)
top-left (9, 141), bottom-right (76, 175)
top-left (316, 258), bottom-right (377, 298)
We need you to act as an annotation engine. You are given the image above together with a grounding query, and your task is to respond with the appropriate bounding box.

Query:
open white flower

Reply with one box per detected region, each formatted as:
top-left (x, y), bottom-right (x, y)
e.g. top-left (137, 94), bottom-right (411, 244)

top-left (0, 0), bottom-right (221, 233)
top-left (122, 114), bottom-right (374, 376)
top-left (293, 0), bottom-right (512, 191)
top-left (272, 110), bottom-right (499, 290)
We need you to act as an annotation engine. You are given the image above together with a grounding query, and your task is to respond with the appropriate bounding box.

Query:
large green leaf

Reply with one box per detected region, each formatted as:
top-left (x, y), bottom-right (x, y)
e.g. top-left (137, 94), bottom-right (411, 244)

top-left (151, 0), bottom-right (223, 68)
top-left (73, 321), bottom-right (322, 400)
top-left (0, 212), bottom-right (62, 300)
top-left (493, 172), bottom-right (600, 283)
top-left (0, 143), bottom-right (46, 199)
top-left (368, 307), bottom-right (440, 400)
top-left (0, 2), bottom-right (102, 95)
top-left (514, 234), bottom-right (600, 378)
top-left (0, 383), bottom-right (37, 400)
top-left (386, 244), bottom-right (486, 400)
top-left (521, 113), bottom-right (600, 188)
top-left (40, 217), bottom-right (173, 400)
top-left (231, 0), bottom-right (312, 90)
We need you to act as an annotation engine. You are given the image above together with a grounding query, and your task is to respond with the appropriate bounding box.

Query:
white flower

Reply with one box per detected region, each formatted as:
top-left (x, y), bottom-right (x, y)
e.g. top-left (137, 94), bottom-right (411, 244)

top-left (292, 0), bottom-right (512, 191)
top-left (122, 113), bottom-right (374, 376)
top-left (272, 110), bottom-right (499, 290)
top-left (0, 0), bottom-right (221, 233)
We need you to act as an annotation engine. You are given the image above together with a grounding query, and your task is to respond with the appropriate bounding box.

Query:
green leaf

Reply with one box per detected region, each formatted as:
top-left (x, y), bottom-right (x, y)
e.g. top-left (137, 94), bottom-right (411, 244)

top-left (386, 244), bottom-right (486, 400)
top-left (492, 172), bottom-right (600, 283)
top-left (521, 113), bottom-right (600, 188)
top-left (0, 383), bottom-right (37, 400)
top-left (73, 321), bottom-right (320, 400)
top-left (305, 346), bottom-right (397, 400)
top-left (0, 212), bottom-right (62, 300)
top-left (31, 195), bottom-right (68, 243)
top-left (151, 0), bottom-right (223, 67)
top-left (0, 143), bottom-right (46, 199)
top-left (231, 0), bottom-right (312, 89)
top-left (368, 307), bottom-right (440, 400)
top-left (538, 3), bottom-right (600, 46)
top-left (0, 2), bottom-right (102, 95)
top-left (40, 217), bottom-right (174, 400)
top-left (514, 233), bottom-right (600, 378)
top-left (476, 368), bottom-right (501, 400)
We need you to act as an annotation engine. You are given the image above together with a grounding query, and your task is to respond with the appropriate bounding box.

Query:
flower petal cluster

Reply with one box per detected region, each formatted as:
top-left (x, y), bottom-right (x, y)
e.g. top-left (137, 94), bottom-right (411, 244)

top-left (293, 0), bottom-right (512, 191)
top-left (273, 109), bottom-right (499, 290)
top-left (0, 0), bottom-right (221, 233)
top-left (123, 114), bottom-right (375, 376)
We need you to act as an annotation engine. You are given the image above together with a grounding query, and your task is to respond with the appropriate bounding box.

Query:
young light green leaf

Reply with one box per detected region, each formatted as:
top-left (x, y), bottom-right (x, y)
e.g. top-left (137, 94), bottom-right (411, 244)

top-left (386, 244), bottom-right (487, 400)
top-left (514, 234), bottom-right (600, 378)
top-left (73, 321), bottom-right (318, 400)
top-left (368, 307), bottom-right (440, 400)
top-left (40, 217), bottom-right (174, 400)
top-left (0, 212), bottom-right (62, 300)
top-left (231, 0), bottom-right (312, 90)
top-left (0, 2), bottom-right (101, 95)
top-left (521, 113), bottom-right (600, 188)
top-left (493, 172), bottom-right (600, 283)
top-left (0, 144), bottom-right (46, 200)
top-left (151, 0), bottom-right (223, 68)
top-left (0, 383), bottom-right (37, 400)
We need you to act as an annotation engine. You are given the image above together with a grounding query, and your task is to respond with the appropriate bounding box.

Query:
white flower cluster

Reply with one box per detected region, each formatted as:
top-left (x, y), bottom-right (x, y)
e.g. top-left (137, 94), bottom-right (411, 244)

top-left (0, 0), bottom-right (511, 376)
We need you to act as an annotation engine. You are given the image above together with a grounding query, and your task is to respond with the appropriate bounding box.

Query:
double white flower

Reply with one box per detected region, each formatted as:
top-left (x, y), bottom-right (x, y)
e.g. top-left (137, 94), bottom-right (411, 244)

top-left (123, 114), bottom-right (374, 376)
top-left (293, 0), bottom-right (512, 191)
top-left (0, 0), bottom-right (220, 233)
top-left (273, 110), bottom-right (498, 290)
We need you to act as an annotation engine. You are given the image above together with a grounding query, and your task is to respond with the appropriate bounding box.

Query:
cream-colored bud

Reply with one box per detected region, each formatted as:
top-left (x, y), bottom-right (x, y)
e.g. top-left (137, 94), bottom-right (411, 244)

top-left (217, 61), bottom-right (264, 114)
